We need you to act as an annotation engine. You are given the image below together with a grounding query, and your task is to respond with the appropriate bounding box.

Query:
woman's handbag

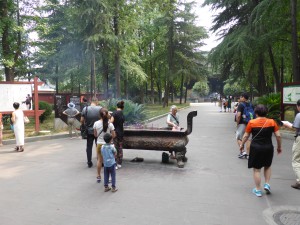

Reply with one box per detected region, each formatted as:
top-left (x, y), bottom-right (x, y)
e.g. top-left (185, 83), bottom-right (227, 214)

top-left (24, 116), bottom-right (30, 124)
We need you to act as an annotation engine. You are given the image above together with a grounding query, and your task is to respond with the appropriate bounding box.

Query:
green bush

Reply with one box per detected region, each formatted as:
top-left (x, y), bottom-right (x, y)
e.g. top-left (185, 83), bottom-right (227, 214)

top-left (33, 101), bottom-right (53, 123)
top-left (254, 93), bottom-right (281, 122)
top-left (99, 98), bottom-right (146, 125)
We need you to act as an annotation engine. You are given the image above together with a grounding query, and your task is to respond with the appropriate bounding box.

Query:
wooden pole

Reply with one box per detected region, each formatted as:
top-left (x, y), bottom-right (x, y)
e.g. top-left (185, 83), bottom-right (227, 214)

top-left (34, 77), bottom-right (40, 132)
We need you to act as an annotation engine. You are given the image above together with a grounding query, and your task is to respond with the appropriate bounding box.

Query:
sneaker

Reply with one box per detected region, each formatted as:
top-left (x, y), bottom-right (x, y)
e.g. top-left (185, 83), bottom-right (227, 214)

top-left (238, 152), bottom-right (247, 159)
top-left (96, 176), bottom-right (101, 183)
top-left (112, 187), bottom-right (118, 192)
top-left (291, 181), bottom-right (300, 189)
top-left (104, 186), bottom-right (111, 192)
top-left (115, 166), bottom-right (118, 170)
top-left (264, 183), bottom-right (271, 194)
top-left (252, 188), bottom-right (262, 197)
top-left (87, 162), bottom-right (93, 168)
top-left (117, 164), bottom-right (122, 169)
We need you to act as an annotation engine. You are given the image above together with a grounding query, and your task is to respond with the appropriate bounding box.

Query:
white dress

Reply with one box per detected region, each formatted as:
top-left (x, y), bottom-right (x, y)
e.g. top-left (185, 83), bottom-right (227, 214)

top-left (14, 110), bottom-right (25, 146)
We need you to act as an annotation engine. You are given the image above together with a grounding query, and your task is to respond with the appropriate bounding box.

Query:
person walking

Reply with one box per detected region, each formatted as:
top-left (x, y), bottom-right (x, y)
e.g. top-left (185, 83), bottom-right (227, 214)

top-left (63, 102), bottom-right (80, 139)
top-left (282, 99), bottom-right (300, 189)
top-left (11, 102), bottom-right (25, 152)
top-left (101, 133), bottom-right (118, 192)
top-left (239, 104), bottom-right (282, 197)
top-left (111, 100), bottom-right (125, 170)
top-left (80, 99), bottom-right (102, 168)
top-left (93, 108), bottom-right (115, 183)
top-left (236, 93), bottom-right (254, 159)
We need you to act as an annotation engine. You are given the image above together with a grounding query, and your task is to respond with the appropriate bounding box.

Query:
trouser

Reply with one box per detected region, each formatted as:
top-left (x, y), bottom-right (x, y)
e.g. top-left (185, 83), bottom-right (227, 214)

top-left (86, 133), bottom-right (96, 164)
top-left (104, 165), bottom-right (116, 188)
top-left (292, 136), bottom-right (300, 182)
top-left (113, 138), bottom-right (123, 165)
top-left (67, 118), bottom-right (78, 137)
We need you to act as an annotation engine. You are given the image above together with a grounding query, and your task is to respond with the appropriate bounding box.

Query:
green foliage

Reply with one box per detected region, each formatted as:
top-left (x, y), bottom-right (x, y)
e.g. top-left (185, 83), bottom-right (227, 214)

top-left (36, 101), bottom-right (53, 123)
top-left (254, 93), bottom-right (281, 121)
top-left (99, 98), bottom-right (146, 125)
top-left (192, 81), bottom-right (209, 96)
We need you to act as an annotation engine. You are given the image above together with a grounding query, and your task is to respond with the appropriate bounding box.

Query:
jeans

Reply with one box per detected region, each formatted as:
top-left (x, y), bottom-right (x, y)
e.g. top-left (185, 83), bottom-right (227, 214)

top-left (86, 133), bottom-right (96, 164)
top-left (104, 165), bottom-right (116, 188)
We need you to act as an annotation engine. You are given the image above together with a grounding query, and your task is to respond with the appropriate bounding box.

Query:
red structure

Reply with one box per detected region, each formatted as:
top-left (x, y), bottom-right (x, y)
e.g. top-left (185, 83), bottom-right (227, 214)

top-left (0, 77), bottom-right (45, 132)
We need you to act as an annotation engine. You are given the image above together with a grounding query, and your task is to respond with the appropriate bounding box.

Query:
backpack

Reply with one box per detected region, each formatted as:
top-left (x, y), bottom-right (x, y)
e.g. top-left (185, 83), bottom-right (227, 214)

top-left (241, 102), bottom-right (255, 123)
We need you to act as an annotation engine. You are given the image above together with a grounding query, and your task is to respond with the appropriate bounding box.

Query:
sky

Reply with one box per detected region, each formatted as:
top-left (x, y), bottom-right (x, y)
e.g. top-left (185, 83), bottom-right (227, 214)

top-left (192, 0), bottom-right (222, 51)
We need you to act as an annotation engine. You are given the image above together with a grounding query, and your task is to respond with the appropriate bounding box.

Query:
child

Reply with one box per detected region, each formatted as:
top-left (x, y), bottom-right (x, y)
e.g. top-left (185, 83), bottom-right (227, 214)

top-left (101, 133), bottom-right (118, 192)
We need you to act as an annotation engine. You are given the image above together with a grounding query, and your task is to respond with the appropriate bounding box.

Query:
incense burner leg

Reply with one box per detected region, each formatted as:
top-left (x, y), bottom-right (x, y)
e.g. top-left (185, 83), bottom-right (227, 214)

top-left (175, 148), bottom-right (186, 168)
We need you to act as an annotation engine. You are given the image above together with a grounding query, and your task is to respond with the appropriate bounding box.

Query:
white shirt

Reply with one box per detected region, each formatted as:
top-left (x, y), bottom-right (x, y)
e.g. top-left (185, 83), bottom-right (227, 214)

top-left (93, 120), bottom-right (115, 144)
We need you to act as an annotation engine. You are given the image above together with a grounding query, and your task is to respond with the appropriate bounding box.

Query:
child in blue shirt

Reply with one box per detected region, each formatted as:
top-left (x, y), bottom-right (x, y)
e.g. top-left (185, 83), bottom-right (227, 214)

top-left (101, 133), bottom-right (118, 192)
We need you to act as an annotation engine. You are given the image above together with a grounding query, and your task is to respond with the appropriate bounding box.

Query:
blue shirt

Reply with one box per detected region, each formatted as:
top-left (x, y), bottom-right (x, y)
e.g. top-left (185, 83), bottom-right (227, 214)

top-left (101, 144), bottom-right (116, 167)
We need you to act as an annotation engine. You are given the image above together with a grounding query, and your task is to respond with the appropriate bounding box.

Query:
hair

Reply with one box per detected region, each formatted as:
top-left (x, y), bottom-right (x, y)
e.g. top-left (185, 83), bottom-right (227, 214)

top-left (254, 104), bottom-right (268, 117)
top-left (103, 133), bottom-right (112, 143)
top-left (100, 108), bottom-right (109, 132)
top-left (83, 97), bottom-right (88, 103)
top-left (170, 105), bottom-right (177, 111)
top-left (13, 102), bottom-right (20, 109)
top-left (117, 100), bottom-right (125, 109)
top-left (297, 99), bottom-right (300, 106)
top-left (241, 93), bottom-right (249, 100)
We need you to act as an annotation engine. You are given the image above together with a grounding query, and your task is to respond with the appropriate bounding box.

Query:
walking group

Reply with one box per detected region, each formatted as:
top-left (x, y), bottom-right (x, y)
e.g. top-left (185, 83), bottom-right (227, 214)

top-left (234, 93), bottom-right (300, 198)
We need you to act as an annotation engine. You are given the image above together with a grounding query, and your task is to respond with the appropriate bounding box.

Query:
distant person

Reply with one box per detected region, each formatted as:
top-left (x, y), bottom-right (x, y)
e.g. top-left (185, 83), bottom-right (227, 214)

top-left (93, 108), bottom-right (115, 183)
top-left (80, 99), bottom-right (102, 168)
top-left (167, 105), bottom-right (180, 159)
top-left (81, 97), bottom-right (88, 112)
top-left (63, 102), bottom-right (80, 139)
top-left (101, 133), bottom-right (118, 192)
top-left (227, 96), bottom-right (232, 112)
top-left (0, 112), bottom-right (3, 146)
top-left (222, 97), bottom-right (227, 112)
top-left (23, 94), bottom-right (32, 110)
top-left (11, 102), bottom-right (25, 152)
top-left (282, 99), bottom-right (300, 189)
top-left (239, 104), bottom-right (282, 197)
top-left (111, 100), bottom-right (125, 170)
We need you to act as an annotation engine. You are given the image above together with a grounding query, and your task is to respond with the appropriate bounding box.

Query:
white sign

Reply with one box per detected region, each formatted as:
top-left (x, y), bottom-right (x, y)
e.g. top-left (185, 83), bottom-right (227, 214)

top-left (0, 84), bottom-right (32, 111)
top-left (283, 85), bottom-right (300, 104)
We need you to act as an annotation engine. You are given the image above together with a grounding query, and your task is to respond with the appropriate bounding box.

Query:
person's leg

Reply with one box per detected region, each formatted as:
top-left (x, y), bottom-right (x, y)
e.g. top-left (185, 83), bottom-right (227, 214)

top-left (67, 119), bottom-right (72, 137)
top-left (96, 144), bottom-right (102, 179)
top-left (292, 138), bottom-right (300, 184)
top-left (264, 166), bottom-right (271, 184)
top-left (111, 165), bottom-right (116, 188)
top-left (86, 134), bottom-right (94, 167)
top-left (253, 168), bottom-right (261, 190)
top-left (104, 167), bottom-right (109, 187)
top-left (0, 127), bottom-right (3, 146)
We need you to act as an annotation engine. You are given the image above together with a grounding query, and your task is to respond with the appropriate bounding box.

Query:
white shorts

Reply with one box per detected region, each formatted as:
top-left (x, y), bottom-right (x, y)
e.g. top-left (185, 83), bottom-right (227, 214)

top-left (236, 124), bottom-right (246, 140)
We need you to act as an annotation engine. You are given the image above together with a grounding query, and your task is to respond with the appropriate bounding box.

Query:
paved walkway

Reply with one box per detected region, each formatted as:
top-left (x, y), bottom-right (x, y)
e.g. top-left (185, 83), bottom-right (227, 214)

top-left (0, 103), bottom-right (299, 225)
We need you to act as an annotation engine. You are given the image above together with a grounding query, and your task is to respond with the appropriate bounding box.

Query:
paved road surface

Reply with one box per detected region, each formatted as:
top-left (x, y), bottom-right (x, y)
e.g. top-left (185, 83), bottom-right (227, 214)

top-left (0, 103), bottom-right (299, 225)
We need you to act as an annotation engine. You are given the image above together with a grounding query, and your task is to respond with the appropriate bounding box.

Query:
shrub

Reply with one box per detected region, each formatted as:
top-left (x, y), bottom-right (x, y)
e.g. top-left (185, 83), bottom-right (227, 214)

top-left (99, 98), bottom-right (146, 125)
top-left (254, 93), bottom-right (281, 122)
top-left (33, 101), bottom-right (53, 123)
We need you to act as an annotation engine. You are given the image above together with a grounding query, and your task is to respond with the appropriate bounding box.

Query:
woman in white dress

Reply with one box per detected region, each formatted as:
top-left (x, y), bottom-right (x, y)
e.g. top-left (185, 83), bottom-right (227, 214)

top-left (11, 102), bottom-right (25, 152)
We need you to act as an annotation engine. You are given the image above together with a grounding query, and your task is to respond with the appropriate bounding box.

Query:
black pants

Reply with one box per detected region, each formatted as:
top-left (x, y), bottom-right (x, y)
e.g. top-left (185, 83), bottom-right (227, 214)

top-left (86, 133), bottom-right (96, 164)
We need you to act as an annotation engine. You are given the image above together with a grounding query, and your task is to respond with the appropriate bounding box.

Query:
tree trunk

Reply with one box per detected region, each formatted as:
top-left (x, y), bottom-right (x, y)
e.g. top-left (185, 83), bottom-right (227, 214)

top-left (102, 57), bottom-right (109, 99)
top-left (114, 5), bottom-right (121, 98)
top-left (268, 46), bottom-right (280, 92)
top-left (179, 72), bottom-right (184, 104)
top-left (149, 43), bottom-right (154, 104)
top-left (184, 81), bottom-right (188, 103)
top-left (257, 55), bottom-right (267, 95)
top-left (291, 0), bottom-right (300, 81)
top-left (90, 53), bottom-right (96, 99)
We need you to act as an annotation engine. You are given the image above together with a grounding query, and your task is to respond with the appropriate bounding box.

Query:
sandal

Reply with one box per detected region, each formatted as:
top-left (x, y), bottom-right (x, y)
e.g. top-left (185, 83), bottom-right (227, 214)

top-left (96, 176), bottom-right (101, 183)
top-left (14, 146), bottom-right (19, 151)
top-left (18, 147), bottom-right (24, 152)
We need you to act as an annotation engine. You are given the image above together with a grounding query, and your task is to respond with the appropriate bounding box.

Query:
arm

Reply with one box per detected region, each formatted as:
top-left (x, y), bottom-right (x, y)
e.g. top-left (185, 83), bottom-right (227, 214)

top-left (11, 112), bottom-right (16, 123)
top-left (167, 115), bottom-right (178, 128)
top-left (274, 130), bottom-right (282, 154)
top-left (80, 116), bottom-right (85, 125)
top-left (239, 132), bottom-right (250, 151)
top-left (110, 116), bottom-right (114, 123)
top-left (111, 130), bottom-right (116, 139)
top-left (236, 112), bottom-right (241, 126)
top-left (94, 128), bottom-right (97, 137)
